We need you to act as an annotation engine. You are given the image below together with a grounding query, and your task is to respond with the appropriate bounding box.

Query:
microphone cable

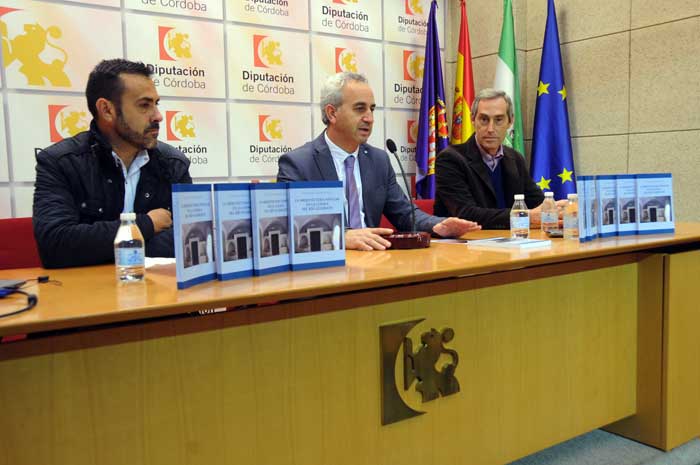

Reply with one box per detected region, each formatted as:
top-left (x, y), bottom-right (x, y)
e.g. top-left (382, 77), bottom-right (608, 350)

top-left (0, 287), bottom-right (38, 319)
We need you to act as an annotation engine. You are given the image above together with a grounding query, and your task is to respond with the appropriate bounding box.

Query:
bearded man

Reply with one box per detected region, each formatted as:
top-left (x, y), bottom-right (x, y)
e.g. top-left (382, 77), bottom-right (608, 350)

top-left (32, 59), bottom-right (192, 268)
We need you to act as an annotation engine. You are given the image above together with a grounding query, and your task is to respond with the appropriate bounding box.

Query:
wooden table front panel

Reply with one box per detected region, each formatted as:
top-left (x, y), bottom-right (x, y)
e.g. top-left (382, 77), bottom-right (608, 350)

top-left (664, 250), bottom-right (700, 449)
top-left (0, 262), bottom-right (638, 465)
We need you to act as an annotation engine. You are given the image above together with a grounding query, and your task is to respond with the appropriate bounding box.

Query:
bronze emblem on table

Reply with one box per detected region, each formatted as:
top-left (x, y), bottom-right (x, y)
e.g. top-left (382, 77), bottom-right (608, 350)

top-left (379, 319), bottom-right (460, 425)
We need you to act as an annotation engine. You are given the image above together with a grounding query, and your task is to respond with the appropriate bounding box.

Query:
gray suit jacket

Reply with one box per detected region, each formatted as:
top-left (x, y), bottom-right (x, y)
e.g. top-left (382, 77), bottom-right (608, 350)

top-left (277, 133), bottom-right (442, 232)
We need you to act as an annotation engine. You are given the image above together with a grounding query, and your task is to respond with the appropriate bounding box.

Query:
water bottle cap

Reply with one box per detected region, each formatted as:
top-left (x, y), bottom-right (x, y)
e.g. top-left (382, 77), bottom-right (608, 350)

top-left (544, 191), bottom-right (554, 197)
top-left (120, 212), bottom-right (136, 221)
top-left (567, 193), bottom-right (578, 200)
top-left (514, 194), bottom-right (525, 200)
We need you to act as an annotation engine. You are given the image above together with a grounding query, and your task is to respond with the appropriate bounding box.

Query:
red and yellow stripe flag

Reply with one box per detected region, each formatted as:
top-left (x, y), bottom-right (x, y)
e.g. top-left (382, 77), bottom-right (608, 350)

top-left (450, 0), bottom-right (475, 144)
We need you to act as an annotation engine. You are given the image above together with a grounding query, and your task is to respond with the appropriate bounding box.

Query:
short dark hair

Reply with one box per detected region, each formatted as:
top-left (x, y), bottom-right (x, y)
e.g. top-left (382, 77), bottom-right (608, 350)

top-left (85, 59), bottom-right (152, 118)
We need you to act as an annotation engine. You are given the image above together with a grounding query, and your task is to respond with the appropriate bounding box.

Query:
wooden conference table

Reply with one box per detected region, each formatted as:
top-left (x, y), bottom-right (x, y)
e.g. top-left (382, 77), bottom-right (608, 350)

top-left (1, 224), bottom-right (700, 465)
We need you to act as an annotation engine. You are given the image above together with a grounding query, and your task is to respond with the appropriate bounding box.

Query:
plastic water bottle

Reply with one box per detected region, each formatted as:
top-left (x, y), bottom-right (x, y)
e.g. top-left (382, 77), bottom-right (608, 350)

top-left (540, 191), bottom-right (559, 233)
top-left (510, 194), bottom-right (530, 238)
top-left (563, 193), bottom-right (579, 240)
top-left (114, 212), bottom-right (145, 282)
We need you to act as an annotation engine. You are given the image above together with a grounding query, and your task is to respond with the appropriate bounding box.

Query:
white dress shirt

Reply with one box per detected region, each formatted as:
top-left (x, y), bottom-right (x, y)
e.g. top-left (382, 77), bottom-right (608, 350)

top-left (324, 132), bottom-right (367, 228)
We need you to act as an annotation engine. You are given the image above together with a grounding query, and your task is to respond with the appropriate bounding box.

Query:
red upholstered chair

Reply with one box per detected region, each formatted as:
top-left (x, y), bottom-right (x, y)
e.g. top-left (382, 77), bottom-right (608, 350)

top-left (414, 199), bottom-right (435, 215)
top-left (0, 217), bottom-right (39, 343)
top-left (0, 217), bottom-right (42, 270)
top-left (379, 199), bottom-right (435, 230)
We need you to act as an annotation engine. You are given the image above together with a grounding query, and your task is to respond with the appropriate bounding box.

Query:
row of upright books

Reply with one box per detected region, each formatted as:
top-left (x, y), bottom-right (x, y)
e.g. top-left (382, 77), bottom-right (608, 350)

top-left (577, 173), bottom-right (674, 242)
top-left (171, 182), bottom-right (345, 289)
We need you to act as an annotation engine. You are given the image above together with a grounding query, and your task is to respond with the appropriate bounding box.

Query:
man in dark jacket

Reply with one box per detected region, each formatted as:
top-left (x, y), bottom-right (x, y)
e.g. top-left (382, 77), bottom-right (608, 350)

top-left (33, 59), bottom-right (192, 268)
top-left (435, 89), bottom-right (563, 229)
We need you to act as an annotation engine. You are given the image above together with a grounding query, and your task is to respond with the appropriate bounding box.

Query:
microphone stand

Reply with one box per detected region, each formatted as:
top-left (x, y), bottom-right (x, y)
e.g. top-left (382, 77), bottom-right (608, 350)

top-left (385, 139), bottom-right (431, 249)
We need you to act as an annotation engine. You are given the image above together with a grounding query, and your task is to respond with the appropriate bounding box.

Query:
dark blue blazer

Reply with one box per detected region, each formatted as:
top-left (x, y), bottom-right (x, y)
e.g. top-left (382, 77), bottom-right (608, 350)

top-left (277, 133), bottom-right (441, 232)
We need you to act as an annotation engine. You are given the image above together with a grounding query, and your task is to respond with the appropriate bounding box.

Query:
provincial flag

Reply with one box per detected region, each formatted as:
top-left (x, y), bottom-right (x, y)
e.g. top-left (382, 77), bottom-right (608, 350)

top-left (450, 0), bottom-right (475, 144)
top-left (493, 0), bottom-right (525, 156)
top-left (416, 0), bottom-right (448, 199)
top-left (530, 0), bottom-right (576, 199)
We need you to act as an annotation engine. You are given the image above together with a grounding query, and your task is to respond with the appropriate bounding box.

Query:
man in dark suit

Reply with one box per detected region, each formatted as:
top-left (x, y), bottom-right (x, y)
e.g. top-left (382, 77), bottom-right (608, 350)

top-left (435, 89), bottom-right (564, 229)
top-left (277, 72), bottom-right (480, 251)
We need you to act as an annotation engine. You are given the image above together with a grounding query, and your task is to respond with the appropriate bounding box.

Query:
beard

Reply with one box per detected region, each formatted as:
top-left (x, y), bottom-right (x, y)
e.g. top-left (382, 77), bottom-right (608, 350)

top-left (115, 108), bottom-right (159, 150)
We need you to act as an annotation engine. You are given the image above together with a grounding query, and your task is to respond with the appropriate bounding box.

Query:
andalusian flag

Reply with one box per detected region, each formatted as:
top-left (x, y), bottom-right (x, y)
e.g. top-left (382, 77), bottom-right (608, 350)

top-left (494, 0), bottom-right (525, 156)
top-left (450, 0), bottom-right (475, 144)
top-left (415, 0), bottom-right (449, 199)
top-left (531, 0), bottom-right (576, 199)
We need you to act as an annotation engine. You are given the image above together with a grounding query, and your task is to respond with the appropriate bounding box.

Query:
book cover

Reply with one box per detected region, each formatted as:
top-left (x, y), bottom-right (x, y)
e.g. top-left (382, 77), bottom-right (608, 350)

top-left (250, 183), bottom-right (290, 276)
top-left (582, 176), bottom-right (599, 240)
top-left (636, 173), bottom-right (674, 234)
top-left (172, 184), bottom-right (216, 290)
top-left (576, 177), bottom-right (587, 242)
top-left (578, 176), bottom-right (591, 241)
top-left (214, 183), bottom-right (253, 280)
top-left (467, 237), bottom-right (552, 250)
top-left (287, 181), bottom-right (345, 271)
top-left (596, 175), bottom-right (617, 237)
top-left (616, 174), bottom-right (637, 236)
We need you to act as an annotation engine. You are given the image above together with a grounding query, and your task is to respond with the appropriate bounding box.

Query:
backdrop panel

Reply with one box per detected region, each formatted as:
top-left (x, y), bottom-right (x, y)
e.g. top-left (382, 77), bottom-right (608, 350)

top-left (0, 0), bottom-right (444, 218)
top-left (230, 102), bottom-right (313, 178)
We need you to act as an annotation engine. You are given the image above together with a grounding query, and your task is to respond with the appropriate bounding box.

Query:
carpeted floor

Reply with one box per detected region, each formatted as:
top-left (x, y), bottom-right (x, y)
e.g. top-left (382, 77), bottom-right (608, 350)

top-left (507, 430), bottom-right (700, 465)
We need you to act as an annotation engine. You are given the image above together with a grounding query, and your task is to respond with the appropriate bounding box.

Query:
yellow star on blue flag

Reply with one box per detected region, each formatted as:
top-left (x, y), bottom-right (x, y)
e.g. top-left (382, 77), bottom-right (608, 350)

top-left (536, 176), bottom-right (552, 191)
top-left (558, 86), bottom-right (567, 101)
top-left (558, 167), bottom-right (573, 183)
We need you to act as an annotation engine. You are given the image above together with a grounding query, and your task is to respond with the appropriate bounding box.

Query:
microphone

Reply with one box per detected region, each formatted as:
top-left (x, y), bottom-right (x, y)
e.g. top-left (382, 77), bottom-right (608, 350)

top-left (386, 138), bottom-right (416, 232)
top-left (384, 138), bottom-right (430, 249)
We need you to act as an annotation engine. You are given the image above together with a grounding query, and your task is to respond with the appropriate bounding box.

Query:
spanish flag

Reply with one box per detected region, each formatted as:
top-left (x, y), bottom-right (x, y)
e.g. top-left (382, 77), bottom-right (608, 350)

top-left (450, 0), bottom-right (475, 144)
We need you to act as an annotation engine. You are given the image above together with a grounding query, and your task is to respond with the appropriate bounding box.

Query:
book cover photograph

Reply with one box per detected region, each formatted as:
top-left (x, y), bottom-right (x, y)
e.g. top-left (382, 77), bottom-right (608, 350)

top-left (251, 183), bottom-right (290, 276)
top-left (616, 174), bottom-right (637, 236)
top-left (172, 184), bottom-right (216, 289)
top-left (287, 181), bottom-right (345, 271)
top-left (581, 176), bottom-right (598, 240)
top-left (596, 175), bottom-right (617, 237)
top-left (636, 173), bottom-right (674, 234)
top-left (214, 184), bottom-right (253, 280)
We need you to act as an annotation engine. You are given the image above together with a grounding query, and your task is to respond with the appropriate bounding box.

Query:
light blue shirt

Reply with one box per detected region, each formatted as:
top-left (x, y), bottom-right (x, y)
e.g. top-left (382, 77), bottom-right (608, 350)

top-left (475, 138), bottom-right (505, 172)
top-left (111, 150), bottom-right (150, 213)
top-left (325, 132), bottom-right (366, 228)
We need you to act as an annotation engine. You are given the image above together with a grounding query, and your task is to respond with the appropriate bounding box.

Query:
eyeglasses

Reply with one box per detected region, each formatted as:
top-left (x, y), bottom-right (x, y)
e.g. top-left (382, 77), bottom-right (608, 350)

top-left (475, 114), bottom-right (509, 128)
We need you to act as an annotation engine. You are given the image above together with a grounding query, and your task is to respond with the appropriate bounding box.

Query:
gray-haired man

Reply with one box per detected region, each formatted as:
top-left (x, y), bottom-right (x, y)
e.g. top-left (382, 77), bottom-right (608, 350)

top-left (277, 72), bottom-right (480, 250)
top-left (435, 88), bottom-right (554, 229)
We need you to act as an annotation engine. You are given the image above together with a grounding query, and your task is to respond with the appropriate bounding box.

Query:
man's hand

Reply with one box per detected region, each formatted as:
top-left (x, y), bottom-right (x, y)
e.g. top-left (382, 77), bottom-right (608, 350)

top-left (432, 217), bottom-right (481, 237)
top-left (529, 205), bottom-right (543, 228)
top-left (147, 208), bottom-right (172, 233)
top-left (530, 199), bottom-right (569, 228)
top-left (346, 227), bottom-right (394, 251)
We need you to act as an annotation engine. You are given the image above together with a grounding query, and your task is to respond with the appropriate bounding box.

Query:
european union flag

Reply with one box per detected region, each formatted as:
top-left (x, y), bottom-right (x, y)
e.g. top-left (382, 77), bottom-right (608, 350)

top-left (530, 0), bottom-right (576, 200)
top-left (415, 0), bottom-right (449, 200)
